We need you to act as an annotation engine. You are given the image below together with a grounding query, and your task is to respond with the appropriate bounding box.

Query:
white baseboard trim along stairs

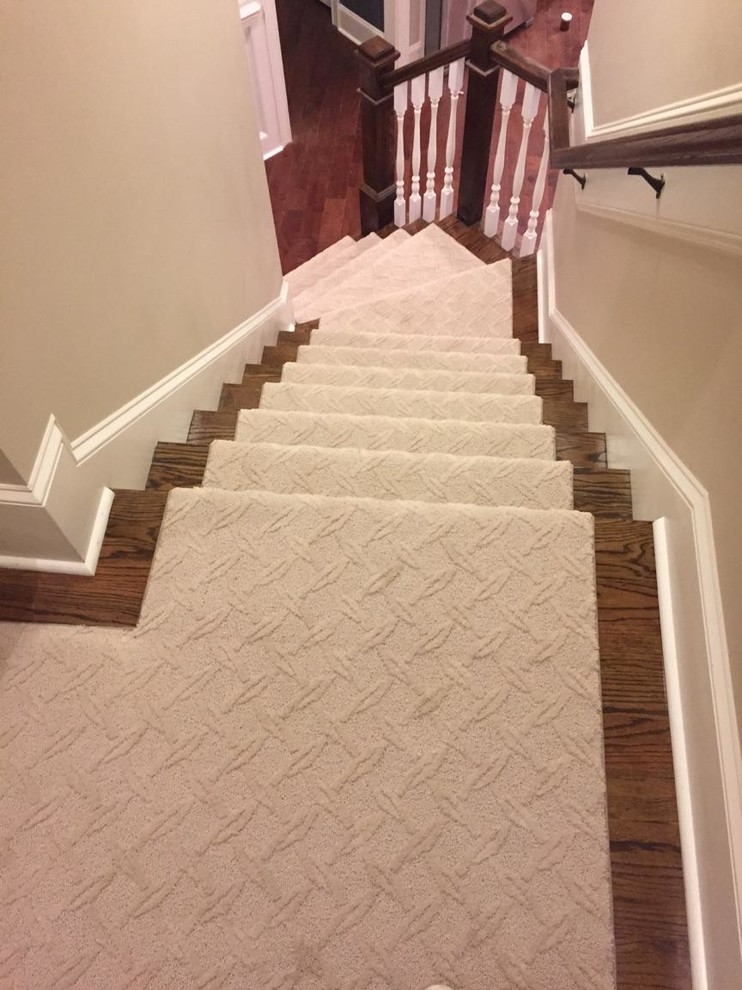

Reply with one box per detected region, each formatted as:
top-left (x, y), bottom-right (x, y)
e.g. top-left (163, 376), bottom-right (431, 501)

top-left (4, 216), bottom-right (735, 987)
top-left (539, 209), bottom-right (742, 990)
top-left (0, 283), bottom-right (291, 573)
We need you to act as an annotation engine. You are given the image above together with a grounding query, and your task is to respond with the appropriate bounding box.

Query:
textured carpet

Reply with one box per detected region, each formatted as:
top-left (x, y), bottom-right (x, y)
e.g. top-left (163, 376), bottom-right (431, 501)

top-left (295, 345), bottom-right (528, 374)
top-left (292, 230), bottom-right (409, 321)
top-left (287, 234), bottom-right (378, 298)
top-left (0, 490), bottom-right (613, 989)
top-left (0, 226), bottom-right (615, 989)
top-left (203, 442), bottom-right (574, 510)
top-left (309, 328), bottom-right (520, 355)
top-left (292, 226), bottom-right (481, 322)
top-left (281, 363), bottom-right (536, 397)
top-left (315, 263), bottom-right (513, 339)
top-left (260, 382), bottom-right (543, 424)
top-left (236, 410), bottom-right (558, 460)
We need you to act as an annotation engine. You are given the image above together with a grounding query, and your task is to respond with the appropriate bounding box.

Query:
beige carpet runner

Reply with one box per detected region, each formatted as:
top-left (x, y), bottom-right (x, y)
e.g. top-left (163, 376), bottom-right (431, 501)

top-left (0, 227), bottom-right (615, 990)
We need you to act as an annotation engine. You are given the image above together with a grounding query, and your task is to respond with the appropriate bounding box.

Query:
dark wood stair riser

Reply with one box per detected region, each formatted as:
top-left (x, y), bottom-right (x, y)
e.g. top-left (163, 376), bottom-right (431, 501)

top-left (536, 379), bottom-right (574, 401)
top-left (219, 376), bottom-right (280, 412)
top-left (188, 410), bottom-right (238, 443)
top-left (573, 470), bottom-right (633, 520)
top-left (147, 443), bottom-right (210, 490)
top-left (556, 432), bottom-right (608, 470)
top-left (543, 398), bottom-right (589, 432)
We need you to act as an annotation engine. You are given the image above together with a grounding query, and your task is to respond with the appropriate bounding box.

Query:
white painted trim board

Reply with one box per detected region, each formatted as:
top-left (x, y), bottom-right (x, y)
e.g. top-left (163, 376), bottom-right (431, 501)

top-left (538, 211), bottom-right (742, 989)
top-left (0, 283), bottom-right (290, 571)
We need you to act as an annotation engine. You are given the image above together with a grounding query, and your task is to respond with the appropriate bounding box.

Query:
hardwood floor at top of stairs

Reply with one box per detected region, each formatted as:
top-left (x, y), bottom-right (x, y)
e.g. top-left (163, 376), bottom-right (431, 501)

top-left (265, 0), bottom-right (595, 273)
top-left (0, 221), bottom-right (690, 989)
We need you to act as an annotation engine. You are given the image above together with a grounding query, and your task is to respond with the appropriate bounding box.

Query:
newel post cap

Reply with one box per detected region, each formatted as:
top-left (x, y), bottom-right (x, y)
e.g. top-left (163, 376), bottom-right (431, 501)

top-left (471, 1), bottom-right (510, 25)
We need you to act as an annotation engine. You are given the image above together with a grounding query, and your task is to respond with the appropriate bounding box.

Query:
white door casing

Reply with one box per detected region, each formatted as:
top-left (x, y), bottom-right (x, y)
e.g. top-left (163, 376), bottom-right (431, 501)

top-left (239, 0), bottom-right (292, 159)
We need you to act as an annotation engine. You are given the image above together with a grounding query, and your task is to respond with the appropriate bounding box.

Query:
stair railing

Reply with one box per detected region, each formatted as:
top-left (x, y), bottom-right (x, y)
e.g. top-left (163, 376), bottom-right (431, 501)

top-left (356, 1), bottom-right (569, 250)
top-left (356, 42), bottom-right (469, 233)
top-left (357, 0), bottom-right (742, 251)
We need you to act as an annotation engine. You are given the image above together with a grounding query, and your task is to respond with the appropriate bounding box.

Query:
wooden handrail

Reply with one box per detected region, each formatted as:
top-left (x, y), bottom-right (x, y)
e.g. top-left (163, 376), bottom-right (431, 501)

top-left (385, 39), bottom-right (471, 89)
top-left (549, 70), bottom-right (742, 168)
top-left (490, 41), bottom-right (578, 93)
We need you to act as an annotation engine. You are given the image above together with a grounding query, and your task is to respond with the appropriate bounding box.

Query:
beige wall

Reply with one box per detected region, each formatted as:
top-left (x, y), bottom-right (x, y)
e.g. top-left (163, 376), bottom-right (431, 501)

top-left (587, 0), bottom-right (742, 126)
top-left (0, 0), bottom-right (282, 481)
top-left (552, 191), bottom-right (742, 705)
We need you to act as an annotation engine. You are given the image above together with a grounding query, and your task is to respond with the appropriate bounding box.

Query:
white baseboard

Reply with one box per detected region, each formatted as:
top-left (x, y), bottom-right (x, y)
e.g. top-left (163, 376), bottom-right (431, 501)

top-left (538, 215), bottom-right (742, 989)
top-left (0, 489), bottom-right (114, 575)
top-left (336, 5), bottom-right (380, 46)
top-left (653, 517), bottom-right (707, 987)
top-left (0, 283), bottom-right (289, 571)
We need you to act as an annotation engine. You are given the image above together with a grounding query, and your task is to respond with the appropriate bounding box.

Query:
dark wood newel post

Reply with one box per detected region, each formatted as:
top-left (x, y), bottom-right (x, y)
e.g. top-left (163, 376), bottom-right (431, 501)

top-left (356, 37), bottom-right (400, 235)
top-left (457, 1), bottom-right (510, 226)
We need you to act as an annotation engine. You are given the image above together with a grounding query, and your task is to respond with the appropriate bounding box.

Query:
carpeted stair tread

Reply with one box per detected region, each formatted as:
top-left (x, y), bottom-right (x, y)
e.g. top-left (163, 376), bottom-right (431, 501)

top-left (292, 228), bottom-right (410, 320)
top-left (310, 327), bottom-right (520, 355)
top-left (286, 233), bottom-right (352, 285)
top-left (296, 344), bottom-right (528, 374)
top-left (203, 441), bottom-right (573, 510)
top-left (236, 409), bottom-right (557, 459)
top-left (0, 486), bottom-right (613, 988)
top-left (293, 224), bottom-right (483, 321)
top-left (315, 262), bottom-right (513, 338)
top-left (286, 233), bottom-right (379, 297)
top-left (282, 362), bottom-right (536, 396)
top-left (260, 381), bottom-right (543, 424)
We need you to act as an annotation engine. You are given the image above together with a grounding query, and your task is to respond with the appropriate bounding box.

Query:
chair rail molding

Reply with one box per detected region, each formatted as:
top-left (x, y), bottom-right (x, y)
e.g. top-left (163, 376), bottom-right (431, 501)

top-left (0, 283), bottom-right (290, 573)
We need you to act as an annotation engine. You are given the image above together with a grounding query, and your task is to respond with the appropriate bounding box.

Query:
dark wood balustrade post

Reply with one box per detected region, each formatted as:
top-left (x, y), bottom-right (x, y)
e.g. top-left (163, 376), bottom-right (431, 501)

top-left (457, 1), bottom-right (510, 226)
top-left (356, 37), bottom-right (400, 234)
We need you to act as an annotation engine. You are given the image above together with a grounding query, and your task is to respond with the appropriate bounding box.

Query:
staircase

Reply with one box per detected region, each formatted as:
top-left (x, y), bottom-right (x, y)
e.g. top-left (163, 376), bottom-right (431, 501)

top-left (0, 220), bottom-right (689, 989)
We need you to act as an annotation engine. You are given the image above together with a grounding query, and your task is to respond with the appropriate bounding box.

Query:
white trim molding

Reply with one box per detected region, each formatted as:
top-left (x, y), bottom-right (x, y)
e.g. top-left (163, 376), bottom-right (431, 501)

top-left (0, 284), bottom-right (290, 572)
top-left (240, 0), bottom-right (292, 160)
top-left (538, 213), bottom-right (742, 990)
top-left (579, 41), bottom-right (742, 141)
top-left (336, 4), bottom-right (381, 47)
top-left (576, 200), bottom-right (742, 260)
top-left (0, 417), bottom-right (65, 507)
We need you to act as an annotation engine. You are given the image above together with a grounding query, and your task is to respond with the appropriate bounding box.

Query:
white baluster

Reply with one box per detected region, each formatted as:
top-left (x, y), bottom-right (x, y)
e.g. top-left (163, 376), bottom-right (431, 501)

top-left (408, 75), bottom-right (426, 223)
top-left (439, 58), bottom-right (465, 220)
top-left (394, 82), bottom-right (408, 227)
top-left (519, 117), bottom-right (549, 257)
top-left (500, 83), bottom-right (542, 251)
top-left (423, 67), bottom-right (444, 222)
top-left (483, 71), bottom-right (519, 238)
